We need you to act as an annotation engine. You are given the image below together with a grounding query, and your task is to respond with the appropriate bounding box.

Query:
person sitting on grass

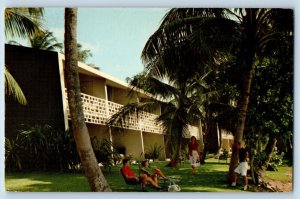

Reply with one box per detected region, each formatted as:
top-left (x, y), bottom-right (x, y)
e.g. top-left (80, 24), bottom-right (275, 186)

top-left (140, 159), bottom-right (168, 181)
top-left (231, 148), bottom-right (249, 191)
top-left (121, 158), bottom-right (162, 191)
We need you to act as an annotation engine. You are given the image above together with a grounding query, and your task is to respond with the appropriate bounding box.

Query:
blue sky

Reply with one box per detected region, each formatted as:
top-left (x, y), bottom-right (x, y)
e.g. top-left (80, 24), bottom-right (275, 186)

top-left (44, 8), bottom-right (168, 82)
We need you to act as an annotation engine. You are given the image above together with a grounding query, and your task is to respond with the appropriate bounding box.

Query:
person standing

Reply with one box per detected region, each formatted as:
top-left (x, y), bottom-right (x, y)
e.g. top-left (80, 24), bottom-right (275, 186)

top-left (188, 136), bottom-right (200, 174)
top-left (231, 148), bottom-right (248, 190)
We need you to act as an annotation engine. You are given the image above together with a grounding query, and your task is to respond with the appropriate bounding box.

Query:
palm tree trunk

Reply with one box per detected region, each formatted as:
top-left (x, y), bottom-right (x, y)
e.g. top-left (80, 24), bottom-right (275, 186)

top-left (255, 135), bottom-right (277, 184)
top-left (174, 125), bottom-right (183, 164)
top-left (228, 64), bottom-right (255, 183)
top-left (64, 8), bottom-right (111, 192)
top-left (228, 9), bottom-right (257, 184)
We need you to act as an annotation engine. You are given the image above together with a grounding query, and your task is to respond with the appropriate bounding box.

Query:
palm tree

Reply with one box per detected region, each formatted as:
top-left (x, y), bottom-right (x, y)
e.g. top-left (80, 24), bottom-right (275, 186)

top-left (29, 30), bottom-right (63, 51)
top-left (64, 8), bottom-right (111, 191)
top-left (136, 9), bottom-right (234, 166)
top-left (5, 8), bottom-right (45, 105)
top-left (5, 8), bottom-right (45, 39)
top-left (77, 43), bottom-right (93, 63)
top-left (109, 73), bottom-right (214, 166)
top-left (140, 8), bottom-right (293, 183)
top-left (8, 30), bottom-right (63, 52)
top-left (108, 32), bottom-right (219, 166)
top-left (214, 9), bottom-right (294, 183)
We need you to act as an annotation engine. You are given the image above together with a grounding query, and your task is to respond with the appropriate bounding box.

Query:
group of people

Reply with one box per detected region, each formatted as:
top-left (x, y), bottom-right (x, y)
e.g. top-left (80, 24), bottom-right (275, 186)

top-left (121, 136), bottom-right (248, 191)
top-left (121, 158), bottom-right (168, 191)
top-left (188, 136), bottom-right (249, 190)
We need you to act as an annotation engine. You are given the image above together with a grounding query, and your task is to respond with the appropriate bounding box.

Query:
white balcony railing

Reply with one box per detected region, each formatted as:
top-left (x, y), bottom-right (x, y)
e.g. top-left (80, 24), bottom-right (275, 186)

top-left (65, 91), bottom-right (163, 134)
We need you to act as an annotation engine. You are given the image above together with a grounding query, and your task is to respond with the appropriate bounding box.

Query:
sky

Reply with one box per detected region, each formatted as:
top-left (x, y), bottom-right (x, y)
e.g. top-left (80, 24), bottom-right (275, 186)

top-left (44, 8), bottom-right (168, 82)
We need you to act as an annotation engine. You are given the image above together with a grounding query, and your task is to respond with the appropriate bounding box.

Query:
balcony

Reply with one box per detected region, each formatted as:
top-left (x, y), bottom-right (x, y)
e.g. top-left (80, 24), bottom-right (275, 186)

top-left (65, 91), bottom-right (163, 134)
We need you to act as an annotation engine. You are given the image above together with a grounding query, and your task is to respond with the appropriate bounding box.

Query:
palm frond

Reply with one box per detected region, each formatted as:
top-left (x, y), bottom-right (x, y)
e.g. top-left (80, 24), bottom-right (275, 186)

top-left (128, 73), bottom-right (179, 100)
top-left (4, 66), bottom-right (27, 105)
top-left (5, 8), bottom-right (45, 39)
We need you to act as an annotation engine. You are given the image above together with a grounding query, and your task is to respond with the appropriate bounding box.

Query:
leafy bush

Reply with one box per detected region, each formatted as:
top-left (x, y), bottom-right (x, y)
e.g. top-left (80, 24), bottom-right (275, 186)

top-left (253, 147), bottom-right (285, 172)
top-left (91, 137), bottom-right (118, 172)
top-left (5, 125), bottom-right (80, 172)
top-left (268, 148), bottom-right (285, 171)
top-left (145, 143), bottom-right (163, 160)
top-left (5, 137), bottom-right (28, 171)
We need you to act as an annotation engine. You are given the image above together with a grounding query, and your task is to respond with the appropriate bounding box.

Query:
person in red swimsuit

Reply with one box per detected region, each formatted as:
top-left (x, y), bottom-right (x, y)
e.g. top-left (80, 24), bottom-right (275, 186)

top-left (188, 136), bottom-right (201, 174)
top-left (121, 159), bottom-right (162, 190)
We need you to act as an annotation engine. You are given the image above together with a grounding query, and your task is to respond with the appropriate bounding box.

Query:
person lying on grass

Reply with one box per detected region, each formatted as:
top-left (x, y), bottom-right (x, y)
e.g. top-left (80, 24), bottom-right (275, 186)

top-left (121, 158), bottom-right (162, 191)
top-left (140, 159), bottom-right (168, 181)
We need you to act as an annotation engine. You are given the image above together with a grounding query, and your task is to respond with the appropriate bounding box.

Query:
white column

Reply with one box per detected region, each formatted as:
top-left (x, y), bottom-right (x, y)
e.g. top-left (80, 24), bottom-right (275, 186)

top-left (58, 54), bottom-right (69, 130)
top-left (137, 97), bottom-right (145, 159)
top-left (216, 123), bottom-right (220, 148)
top-left (104, 83), bottom-right (114, 152)
top-left (199, 120), bottom-right (204, 151)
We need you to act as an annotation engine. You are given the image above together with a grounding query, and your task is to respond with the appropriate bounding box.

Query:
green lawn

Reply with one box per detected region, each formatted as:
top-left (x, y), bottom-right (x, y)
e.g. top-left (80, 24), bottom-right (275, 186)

top-left (5, 158), bottom-right (291, 192)
top-left (265, 166), bottom-right (293, 182)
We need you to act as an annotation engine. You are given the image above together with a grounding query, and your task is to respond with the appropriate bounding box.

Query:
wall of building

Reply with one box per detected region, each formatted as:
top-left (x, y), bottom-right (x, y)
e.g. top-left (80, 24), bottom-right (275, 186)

top-left (79, 74), bottom-right (106, 99)
top-left (143, 132), bottom-right (166, 160)
top-left (87, 123), bottom-right (110, 141)
top-left (111, 128), bottom-right (144, 160)
top-left (5, 45), bottom-right (65, 138)
top-left (111, 87), bottom-right (137, 105)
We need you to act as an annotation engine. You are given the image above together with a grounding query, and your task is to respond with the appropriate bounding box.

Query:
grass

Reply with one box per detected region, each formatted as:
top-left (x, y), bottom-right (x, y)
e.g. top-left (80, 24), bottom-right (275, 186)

top-left (265, 166), bottom-right (293, 182)
top-left (5, 158), bottom-right (291, 192)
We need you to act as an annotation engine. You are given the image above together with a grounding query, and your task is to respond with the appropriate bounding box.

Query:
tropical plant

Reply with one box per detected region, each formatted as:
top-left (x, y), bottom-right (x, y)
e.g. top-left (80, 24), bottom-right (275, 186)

top-left (5, 137), bottom-right (27, 171)
top-left (4, 66), bottom-right (27, 105)
top-left (17, 124), bottom-right (53, 170)
top-left (5, 8), bottom-right (45, 39)
top-left (132, 9), bottom-right (231, 166)
top-left (8, 30), bottom-right (63, 52)
top-left (91, 137), bottom-right (117, 172)
top-left (145, 144), bottom-right (163, 160)
top-left (77, 43), bottom-right (93, 63)
top-left (64, 8), bottom-right (111, 191)
top-left (5, 8), bottom-right (44, 105)
top-left (47, 128), bottom-right (81, 171)
top-left (141, 8), bottom-right (293, 183)
top-left (29, 30), bottom-right (63, 51)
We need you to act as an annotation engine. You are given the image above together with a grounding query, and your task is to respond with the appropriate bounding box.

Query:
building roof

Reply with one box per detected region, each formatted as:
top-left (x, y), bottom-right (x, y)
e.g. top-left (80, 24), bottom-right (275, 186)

top-left (58, 53), bottom-right (154, 100)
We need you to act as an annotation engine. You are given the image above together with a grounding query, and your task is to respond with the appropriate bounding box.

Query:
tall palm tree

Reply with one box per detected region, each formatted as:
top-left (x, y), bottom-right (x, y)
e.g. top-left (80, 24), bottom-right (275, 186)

top-left (64, 8), bottom-right (111, 192)
top-left (108, 71), bottom-right (217, 166)
top-left (216, 9), bottom-right (294, 183)
top-left (138, 9), bottom-right (234, 165)
top-left (108, 24), bottom-right (219, 165)
top-left (140, 8), bottom-right (293, 183)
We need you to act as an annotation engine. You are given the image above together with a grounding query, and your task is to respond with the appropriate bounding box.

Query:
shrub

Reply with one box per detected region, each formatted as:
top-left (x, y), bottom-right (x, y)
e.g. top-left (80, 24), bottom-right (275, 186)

top-left (268, 148), bottom-right (285, 171)
top-left (5, 137), bottom-right (28, 171)
top-left (5, 125), bottom-right (80, 172)
top-left (145, 143), bottom-right (163, 160)
top-left (91, 137), bottom-right (117, 172)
